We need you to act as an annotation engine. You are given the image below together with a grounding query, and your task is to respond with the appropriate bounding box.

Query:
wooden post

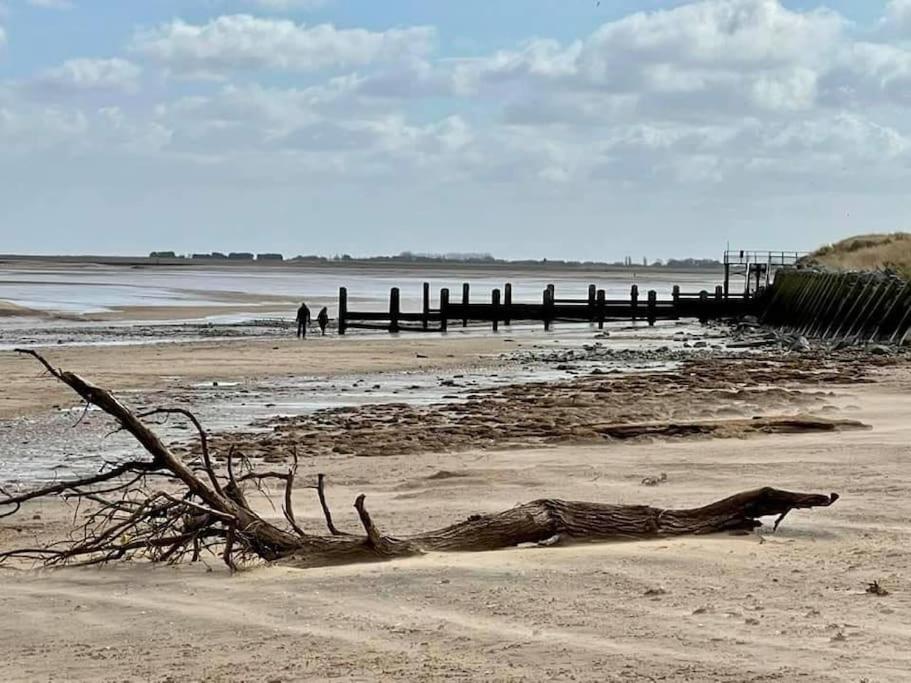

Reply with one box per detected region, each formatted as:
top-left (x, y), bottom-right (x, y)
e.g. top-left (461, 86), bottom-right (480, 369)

top-left (630, 285), bottom-right (639, 322)
top-left (492, 289), bottom-right (500, 332)
top-left (338, 286), bottom-right (347, 335)
top-left (715, 285), bottom-right (723, 310)
top-left (588, 284), bottom-right (596, 321)
top-left (422, 282), bottom-right (430, 331)
top-left (389, 287), bottom-right (400, 334)
top-left (596, 289), bottom-right (605, 329)
top-left (461, 283), bottom-right (469, 327)
top-left (723, 263), bottom-right (730, 300)
top-left (543, 288), bottom-right (553, 331)
top-left (699, 290), bottom-right (708, 325)
top-left (504, 283), bottom-right (512, 326)
top-left (647, 290), bottom-right (657, 327)
top-left (672, 285), bottom-right (680, 320)
top-left (440, 288), bottom-right (449, 332)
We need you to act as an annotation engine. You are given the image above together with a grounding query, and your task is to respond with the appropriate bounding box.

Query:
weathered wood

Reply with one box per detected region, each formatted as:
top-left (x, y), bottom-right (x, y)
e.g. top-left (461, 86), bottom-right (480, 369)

top-left (389, 287), bottom-right (400, 334)
top-left (647, 290), bottom-right (657, 327)
top-left (596, 289), bottom-right (606, 329)
top-left (440, 288), bottom-right (450, 332)
top-left (422, 282), bottom-right (430, 331)
top-left (461, 283), bottom-right (469, 328)
top-left (492, 288), bottom-right (500, 332)
top-left (763, 270), bottom-right (911, 343)
top-left (342, 284), bottom-right (754, 334)
top-left (630, 285), bottom-right (639, 322)
top-left (399, 487), bottom-right (840, 555)
top-left (543, 288), bottom-right (554, 331)
top-left (337, 287), bottom-right (348, 335)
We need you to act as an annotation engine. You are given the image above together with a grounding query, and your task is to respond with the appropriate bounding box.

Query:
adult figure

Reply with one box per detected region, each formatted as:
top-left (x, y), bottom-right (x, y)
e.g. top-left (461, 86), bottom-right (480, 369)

top-left (317, 307), bottom-right (329, 336)
top-left (296, 302), bottom-right (311, 338)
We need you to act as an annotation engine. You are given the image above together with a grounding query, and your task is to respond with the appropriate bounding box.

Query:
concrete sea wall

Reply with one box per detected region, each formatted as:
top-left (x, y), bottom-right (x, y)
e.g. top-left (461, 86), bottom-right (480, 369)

top-left (761, 269), bottom-right (911, 344)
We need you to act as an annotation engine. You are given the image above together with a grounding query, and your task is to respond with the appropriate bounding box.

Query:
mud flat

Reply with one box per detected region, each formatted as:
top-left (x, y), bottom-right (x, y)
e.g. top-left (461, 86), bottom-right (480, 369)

top-left (1, 331), bottom-right (910, 681)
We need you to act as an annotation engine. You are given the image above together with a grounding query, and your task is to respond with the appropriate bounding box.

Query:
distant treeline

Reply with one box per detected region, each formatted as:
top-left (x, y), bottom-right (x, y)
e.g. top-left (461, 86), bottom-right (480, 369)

top-left (148, 250), bottom-right (722, 269)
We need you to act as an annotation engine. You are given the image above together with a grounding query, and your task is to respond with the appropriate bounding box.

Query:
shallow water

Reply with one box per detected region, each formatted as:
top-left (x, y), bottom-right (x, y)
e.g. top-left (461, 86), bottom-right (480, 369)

top-left (0, 263), bottom-right (722, 317)
top-left (0, 263), bottom-right (723, 348)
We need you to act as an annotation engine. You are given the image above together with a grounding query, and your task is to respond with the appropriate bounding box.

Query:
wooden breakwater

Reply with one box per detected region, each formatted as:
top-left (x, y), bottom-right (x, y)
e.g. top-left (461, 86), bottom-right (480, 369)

top-left (761, 269), bottom-right (911, 344)
top-left (337, 283), bottom-right (753, 334)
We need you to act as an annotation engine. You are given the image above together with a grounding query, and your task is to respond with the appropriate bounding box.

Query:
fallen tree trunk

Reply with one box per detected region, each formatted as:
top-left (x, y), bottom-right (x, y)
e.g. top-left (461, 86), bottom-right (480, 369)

top-left (0, 351), bottom-right (839, 570)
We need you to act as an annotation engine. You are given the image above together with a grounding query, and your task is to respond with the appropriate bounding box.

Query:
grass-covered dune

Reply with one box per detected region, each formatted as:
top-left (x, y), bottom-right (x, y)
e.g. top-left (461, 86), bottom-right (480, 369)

top-left (802, 233), bottom-right (911, 275)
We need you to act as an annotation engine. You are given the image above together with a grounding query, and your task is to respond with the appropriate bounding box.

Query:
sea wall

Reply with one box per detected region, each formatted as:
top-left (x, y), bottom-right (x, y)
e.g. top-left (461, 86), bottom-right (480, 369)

top-left (761, 269), bottom-right (911, 344)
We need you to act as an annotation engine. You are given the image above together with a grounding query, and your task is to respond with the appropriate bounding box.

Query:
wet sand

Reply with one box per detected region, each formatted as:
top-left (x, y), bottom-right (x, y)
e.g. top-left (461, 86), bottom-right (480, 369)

top-left (0, 334), bottom-right (519, 419)
top-left (195, 352), bottom-right (881, 463)
top-left (1, 327), bottom-right (910, 680)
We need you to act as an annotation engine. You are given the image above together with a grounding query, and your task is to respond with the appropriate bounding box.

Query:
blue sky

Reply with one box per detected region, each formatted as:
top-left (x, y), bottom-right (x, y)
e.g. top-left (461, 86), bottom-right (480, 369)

top-left (0, 1), bottom-right (909, 259)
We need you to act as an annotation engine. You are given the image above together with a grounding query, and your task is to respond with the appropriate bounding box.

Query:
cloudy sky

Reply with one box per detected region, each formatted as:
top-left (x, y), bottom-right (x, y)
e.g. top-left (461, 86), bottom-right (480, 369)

top-left (1, 1), bottom-right (909, 260)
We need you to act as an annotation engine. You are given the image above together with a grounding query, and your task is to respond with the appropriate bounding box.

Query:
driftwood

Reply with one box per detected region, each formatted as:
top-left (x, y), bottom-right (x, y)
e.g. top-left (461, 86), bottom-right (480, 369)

top-left (0, 350), bottom-right (839, 570)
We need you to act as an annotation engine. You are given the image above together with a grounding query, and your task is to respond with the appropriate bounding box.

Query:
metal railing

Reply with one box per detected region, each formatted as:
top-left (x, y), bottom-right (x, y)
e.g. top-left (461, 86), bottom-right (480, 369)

top-left (724, 250), bottom-right (807, 267)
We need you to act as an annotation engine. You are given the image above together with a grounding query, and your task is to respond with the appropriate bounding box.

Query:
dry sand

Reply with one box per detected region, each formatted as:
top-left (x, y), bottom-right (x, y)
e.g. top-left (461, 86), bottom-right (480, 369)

top-left (1, 338), bottom-right (910, 681)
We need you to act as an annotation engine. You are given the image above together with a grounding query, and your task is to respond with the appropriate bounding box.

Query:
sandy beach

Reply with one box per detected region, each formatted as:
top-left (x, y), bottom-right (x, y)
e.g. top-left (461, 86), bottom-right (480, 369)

top-left (1, 319), bottom-right (910, 681)
top-left (10, 0), bottom-right (911, 676)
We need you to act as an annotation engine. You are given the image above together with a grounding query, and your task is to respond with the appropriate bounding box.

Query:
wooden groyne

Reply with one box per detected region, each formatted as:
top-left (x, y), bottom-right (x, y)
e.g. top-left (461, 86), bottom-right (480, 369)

top-left (761, 270), bottom-right (911, 344)
top-left (337, 283), bottom-right (753, 334)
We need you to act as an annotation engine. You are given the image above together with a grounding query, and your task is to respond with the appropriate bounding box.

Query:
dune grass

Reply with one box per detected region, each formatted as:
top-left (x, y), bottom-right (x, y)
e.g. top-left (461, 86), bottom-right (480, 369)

top-left (803, 233), bottom-right (911, 277)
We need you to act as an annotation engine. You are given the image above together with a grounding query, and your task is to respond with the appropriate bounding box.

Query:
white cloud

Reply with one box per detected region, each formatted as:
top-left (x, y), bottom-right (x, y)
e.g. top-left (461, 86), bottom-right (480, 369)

top-left (881, 0), bottom-right (911, 35)
top-left (750, 67), bottom-right (818, 111)
top-left (455, 0), bottom-right (911, 122)
top-left (32, 58), bottom-right (141, 93)
top-left (131, 14), bottom-right (435, 78)
top-left (584, 0), bottom-right (842, 69)
top-left (457, 0), bottom-right (843, 90)
top-left (149, 81), bottom-right (472, 177)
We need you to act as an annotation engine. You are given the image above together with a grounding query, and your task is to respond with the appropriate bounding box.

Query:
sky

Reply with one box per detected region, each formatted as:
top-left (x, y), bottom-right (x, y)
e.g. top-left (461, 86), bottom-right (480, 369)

top-left (0, 0), bottom-right (910, 261)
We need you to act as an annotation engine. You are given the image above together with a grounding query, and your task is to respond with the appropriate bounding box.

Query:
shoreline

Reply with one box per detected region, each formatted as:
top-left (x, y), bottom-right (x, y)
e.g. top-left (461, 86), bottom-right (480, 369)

top-left (1, 261), bottom-right (723, 328)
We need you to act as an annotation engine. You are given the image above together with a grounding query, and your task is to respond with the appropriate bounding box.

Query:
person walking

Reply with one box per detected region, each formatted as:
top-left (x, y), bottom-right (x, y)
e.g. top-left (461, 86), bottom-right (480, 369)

top-left (317, 307), bottom-right (330, 336)
top-left (296, 302), bottom-right (311, 338)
